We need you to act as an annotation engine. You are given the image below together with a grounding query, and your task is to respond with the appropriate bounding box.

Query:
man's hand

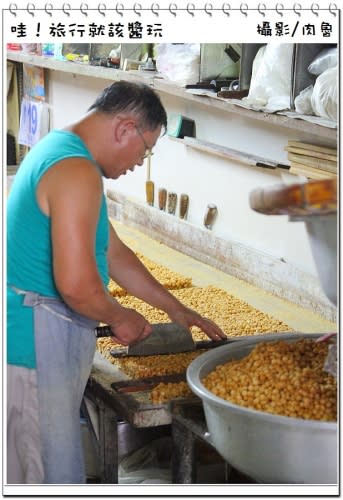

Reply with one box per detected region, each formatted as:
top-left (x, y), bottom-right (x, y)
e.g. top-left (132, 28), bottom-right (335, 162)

top-left (109, 307), bottom-right (152, 346)
top-left (106, 224), bottom-right (225, 343)
top-left (168, 305), bottom-right (226, 342)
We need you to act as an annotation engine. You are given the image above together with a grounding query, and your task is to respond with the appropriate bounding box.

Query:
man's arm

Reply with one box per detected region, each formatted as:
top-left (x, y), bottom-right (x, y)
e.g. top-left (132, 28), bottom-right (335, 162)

top-left (107, 223), bottom-right (226, 341)
top-left (38, 158), bottom-right (151, 345)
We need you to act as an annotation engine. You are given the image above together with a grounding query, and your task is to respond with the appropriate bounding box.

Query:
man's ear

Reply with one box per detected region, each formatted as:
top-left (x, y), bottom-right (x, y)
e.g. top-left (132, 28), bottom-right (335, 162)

top-left (113, 116), bottom-right (136, 145)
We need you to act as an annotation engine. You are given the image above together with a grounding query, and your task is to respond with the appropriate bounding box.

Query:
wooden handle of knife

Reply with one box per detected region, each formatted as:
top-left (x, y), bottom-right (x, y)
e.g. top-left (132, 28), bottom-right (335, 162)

top-left (95, 325), bottom-right (113, 337)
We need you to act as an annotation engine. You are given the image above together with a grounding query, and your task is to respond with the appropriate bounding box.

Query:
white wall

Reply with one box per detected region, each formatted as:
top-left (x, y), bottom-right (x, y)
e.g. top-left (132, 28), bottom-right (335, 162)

top-left (49, 70), bottom-right (327, 279)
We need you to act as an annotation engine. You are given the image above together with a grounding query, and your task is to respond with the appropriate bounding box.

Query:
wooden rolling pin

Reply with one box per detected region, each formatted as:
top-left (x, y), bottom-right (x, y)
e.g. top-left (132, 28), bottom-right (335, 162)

top-left (249, 178), bottom-right (337, 216)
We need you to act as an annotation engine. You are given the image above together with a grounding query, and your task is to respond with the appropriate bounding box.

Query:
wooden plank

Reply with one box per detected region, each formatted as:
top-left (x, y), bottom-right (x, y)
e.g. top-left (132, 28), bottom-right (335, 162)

top-left (289, 161), bottom-right (337, 180)
top-left (287, 152), bottom-right (337, 173)
top-left (111, 373), bottom-right (186, 395)
top-left (285, 146), bottom-right (337, 162)
top-left (288, 141), bottom-right (337, 156)
top-left (87, 366), bottom-right (173, 427)
top-left (6, 50), bottom-right (154, 85)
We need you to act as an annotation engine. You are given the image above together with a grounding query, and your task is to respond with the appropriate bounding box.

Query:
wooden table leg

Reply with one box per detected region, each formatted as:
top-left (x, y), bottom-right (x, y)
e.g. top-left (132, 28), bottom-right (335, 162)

top-left (98, 405), bottom-right (119, 483)
top-left (171, 417), bottom-right (196, 484)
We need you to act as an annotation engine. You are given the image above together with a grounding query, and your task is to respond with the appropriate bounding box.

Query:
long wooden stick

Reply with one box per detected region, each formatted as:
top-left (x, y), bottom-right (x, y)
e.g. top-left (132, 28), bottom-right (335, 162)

top-left (146, 154), bottom-right (151, 181)
top-left (183, 137), bottom-right (288, 169)
top-left (145, 154), bottom-right (154, 206)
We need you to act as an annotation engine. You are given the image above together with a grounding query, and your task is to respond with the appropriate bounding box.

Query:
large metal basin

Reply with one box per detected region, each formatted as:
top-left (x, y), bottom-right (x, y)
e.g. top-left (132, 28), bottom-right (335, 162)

top-left (187, 333), bottom-right (337, 484)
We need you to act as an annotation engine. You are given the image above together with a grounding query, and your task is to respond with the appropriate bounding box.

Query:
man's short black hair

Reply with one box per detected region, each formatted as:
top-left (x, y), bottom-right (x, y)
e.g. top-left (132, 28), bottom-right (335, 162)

top-left (89, 81), bottom-right (167, 133)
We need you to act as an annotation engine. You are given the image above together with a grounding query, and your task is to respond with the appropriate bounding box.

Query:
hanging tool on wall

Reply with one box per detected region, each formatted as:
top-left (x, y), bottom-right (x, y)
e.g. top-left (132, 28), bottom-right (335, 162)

top-left (158, 187), bottom-right (167, 210)
top-left (204, 204), bottom-right (218, 229)
top-left (179, 194), bottom-right (189, 219)
top-left (145, 153), bottom-right (154, 206)
top-left (167, 192), bottom-right (177, 215)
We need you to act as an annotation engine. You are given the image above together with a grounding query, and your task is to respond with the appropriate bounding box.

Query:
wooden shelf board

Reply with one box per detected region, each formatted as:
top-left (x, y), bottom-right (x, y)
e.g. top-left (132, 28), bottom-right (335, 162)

top-left (154, 79), bottom-right (337, 141)
top-left (7, 51), bottom-right (154, 84)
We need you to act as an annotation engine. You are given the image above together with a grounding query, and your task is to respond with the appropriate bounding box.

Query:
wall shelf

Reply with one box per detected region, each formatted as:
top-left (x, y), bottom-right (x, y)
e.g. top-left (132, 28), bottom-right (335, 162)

top-left (7, 50), bottom-right (154, 85)
top-left (7, 50), bottom-right (337, 142)
top-left (155, 79), bottom-right (336, 142)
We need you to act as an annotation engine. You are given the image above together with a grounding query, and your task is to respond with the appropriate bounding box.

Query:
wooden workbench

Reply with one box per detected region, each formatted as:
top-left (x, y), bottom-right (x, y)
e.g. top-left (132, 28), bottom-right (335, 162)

top-left (85, 351), bottom-right (253, 484)
top-left (84, 351), bottom-right (209, 484)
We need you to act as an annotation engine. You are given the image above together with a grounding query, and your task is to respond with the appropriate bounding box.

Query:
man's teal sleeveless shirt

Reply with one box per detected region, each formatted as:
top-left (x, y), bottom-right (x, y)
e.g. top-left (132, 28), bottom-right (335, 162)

top-left (7, 130), bottom-right (109, 368)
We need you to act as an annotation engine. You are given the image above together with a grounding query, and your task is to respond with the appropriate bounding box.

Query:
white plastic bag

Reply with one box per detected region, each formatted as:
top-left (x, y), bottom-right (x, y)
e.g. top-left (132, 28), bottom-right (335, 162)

top-left (308, 47), bottom-right (338, 76)
top-left (311, 66), bottom-right (337, 121)
top-left (156, 44), bottom-right (200, 87)
top-left (243, 43), bottom-right (294, 110)
top-left (118, 437), bottom-right (172, 484)
top-left (294, 85), bottom-right (314, 115)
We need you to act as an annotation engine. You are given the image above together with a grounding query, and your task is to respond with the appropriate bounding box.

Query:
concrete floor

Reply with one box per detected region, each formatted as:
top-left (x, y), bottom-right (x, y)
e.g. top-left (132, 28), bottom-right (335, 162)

top-left (111, 219), bottom-right (336, 334)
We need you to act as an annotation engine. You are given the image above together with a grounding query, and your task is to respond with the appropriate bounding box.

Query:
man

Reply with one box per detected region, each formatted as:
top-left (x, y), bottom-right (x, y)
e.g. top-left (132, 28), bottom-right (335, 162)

top-left (7, 81), bottom-right (226, 484)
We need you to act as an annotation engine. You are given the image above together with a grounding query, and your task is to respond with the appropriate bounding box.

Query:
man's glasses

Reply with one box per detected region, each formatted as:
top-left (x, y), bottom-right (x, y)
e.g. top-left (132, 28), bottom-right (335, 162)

top-left (135, 126), bottom-right (154, 160)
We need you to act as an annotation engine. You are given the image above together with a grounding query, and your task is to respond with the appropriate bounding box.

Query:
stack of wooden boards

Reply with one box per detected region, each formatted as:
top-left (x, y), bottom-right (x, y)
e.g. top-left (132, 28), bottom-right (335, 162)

top-left (96, 251), bottom-right (292, 404)
top-left (286, 141), bottom-right (337, 180)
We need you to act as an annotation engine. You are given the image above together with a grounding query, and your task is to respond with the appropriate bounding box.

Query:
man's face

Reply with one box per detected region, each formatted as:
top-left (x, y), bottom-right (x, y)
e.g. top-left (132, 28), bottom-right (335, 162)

top-left (108, 124), bottom-right (162, 179)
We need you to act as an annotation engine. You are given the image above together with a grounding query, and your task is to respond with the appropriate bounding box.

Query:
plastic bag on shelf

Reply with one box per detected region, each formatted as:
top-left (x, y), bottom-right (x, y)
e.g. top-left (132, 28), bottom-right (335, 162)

top-left (21, 43), bottom-right (40, 55)
top-left (308, 47), bottom-right (338, 76)
top-left (243, 43), bottom-right (293, 110)
top-left (311, 66), bottom-right (337, 121)
top-left (294, 85), bottom-right (314, 115)
top-left (156, 44), bottom-right (200, 87)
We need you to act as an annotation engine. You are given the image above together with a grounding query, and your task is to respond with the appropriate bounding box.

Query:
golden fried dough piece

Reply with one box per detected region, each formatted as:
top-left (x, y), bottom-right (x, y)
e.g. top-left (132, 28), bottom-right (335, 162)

top-left (150, 381), bottom-right (193, 404)
top-left (203, 338), bottom-right (336, 422)
top-left (107, 252), bottom-right (192, 297)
